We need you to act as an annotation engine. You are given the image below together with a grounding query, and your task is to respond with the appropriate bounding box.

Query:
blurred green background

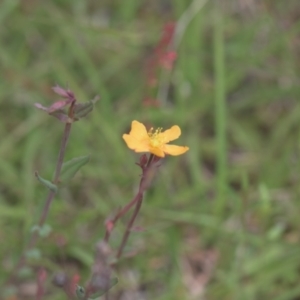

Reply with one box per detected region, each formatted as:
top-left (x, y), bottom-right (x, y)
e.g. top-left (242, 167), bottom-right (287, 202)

top-left (1, 0), bottom-right (300, 299)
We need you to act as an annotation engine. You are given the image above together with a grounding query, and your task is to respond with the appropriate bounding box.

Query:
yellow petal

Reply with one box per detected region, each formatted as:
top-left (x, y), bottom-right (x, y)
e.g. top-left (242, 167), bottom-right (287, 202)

top-left (161, 125), bottom-right (181, 143)
top-left (123, 134), bottom-right (149, 152)
top-left (129, 120), bottom-right (148, 141)
top-left (149, 146), bottom-right (165, 157)
top-left (163, 144), bottom-right (189, 156)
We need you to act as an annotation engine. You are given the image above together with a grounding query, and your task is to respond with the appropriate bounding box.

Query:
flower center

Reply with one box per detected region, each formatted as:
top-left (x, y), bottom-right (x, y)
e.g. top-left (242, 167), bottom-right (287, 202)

top-left (148, 127), bottom-right (164, 147)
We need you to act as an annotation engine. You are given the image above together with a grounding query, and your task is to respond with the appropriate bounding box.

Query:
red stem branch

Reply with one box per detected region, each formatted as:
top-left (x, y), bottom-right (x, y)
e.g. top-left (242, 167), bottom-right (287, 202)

top-left (115, 154), bottom-right (155, 259)
top-left (116, 194), bottom-right (144, 259)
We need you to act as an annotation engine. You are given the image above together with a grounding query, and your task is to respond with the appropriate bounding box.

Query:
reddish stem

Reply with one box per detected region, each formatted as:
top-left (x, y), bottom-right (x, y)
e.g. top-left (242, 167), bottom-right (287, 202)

top-left (116, 195), bottom-right (144, 259)
top-left (104, 155), bottom-right (155, 243)
top-left (104, 191), bottom-right (142, 242)
top-left (115, 154), bottom-right (155, 259)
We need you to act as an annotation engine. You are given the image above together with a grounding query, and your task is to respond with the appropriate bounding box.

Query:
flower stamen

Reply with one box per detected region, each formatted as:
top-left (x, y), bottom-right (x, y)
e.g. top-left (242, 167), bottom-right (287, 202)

top-left (148, 127), bottom-right (164, 147)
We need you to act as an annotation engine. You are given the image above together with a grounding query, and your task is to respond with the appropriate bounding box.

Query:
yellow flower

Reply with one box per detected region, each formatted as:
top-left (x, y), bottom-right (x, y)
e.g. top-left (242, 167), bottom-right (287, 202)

top-left (123, 120), bottom-right (189, 157)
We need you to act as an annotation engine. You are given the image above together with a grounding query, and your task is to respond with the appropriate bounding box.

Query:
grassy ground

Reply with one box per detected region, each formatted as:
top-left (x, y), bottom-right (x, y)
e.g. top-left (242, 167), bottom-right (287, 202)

top-left (1, 0), bottom-right (300, 299)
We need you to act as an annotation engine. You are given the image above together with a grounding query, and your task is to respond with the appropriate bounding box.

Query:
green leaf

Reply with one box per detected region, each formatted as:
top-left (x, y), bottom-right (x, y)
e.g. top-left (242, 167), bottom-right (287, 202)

top-left (74, 96), bottom-right (99, 120)
top-left (60, 155), bottom-right (90, 185)
top-left (35, 171), bottom-right (58, 192)
top-left (31, 224), bottom-right (52, 238)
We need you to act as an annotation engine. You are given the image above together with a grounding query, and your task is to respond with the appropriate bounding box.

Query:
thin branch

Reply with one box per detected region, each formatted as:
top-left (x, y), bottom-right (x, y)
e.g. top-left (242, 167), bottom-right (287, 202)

top-left (104, 155), bottom-right (155, 243)
top-left (115, 155), bottom-right (157, 259)
top-left (116, 195), bottom-right (144, 259)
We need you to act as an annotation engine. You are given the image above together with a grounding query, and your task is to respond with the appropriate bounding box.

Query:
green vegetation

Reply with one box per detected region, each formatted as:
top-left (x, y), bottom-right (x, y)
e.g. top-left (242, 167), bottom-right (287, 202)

top-left (1, 0), bottom-right (300, 299)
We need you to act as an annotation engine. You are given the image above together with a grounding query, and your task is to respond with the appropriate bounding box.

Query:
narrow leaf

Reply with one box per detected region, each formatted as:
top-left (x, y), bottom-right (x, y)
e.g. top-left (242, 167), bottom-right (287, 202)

top-left (60, 155), bottom-right (90, 185)
top-left (74, 96), bottom-right (99, 120)
top-left (35, 171), bottom-right (58, 193)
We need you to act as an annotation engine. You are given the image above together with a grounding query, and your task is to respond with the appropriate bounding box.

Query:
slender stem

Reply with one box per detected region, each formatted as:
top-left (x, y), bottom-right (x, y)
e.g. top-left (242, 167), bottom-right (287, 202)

top-left (104, 191), bottom-right (142, 242)
top-left (115, 155), bottom-right (156, 259)
top-left (6, 121), bottom-right (73, 285)
top-left (53, 122), bottom-right (72, 183)
top-left (104, 155), bottom-right (156, 243)
top-left (146, 154), bottom-right (154, 168)
top-left (114, 194), bottom-right (141, 220)
top-left (39, 122), bottom-right (72, 227)
top-left (116, 195), bottom-right (144, 259)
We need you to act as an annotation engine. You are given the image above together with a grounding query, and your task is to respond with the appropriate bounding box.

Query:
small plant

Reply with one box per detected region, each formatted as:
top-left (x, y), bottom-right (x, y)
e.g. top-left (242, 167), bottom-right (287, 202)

top-left (4, 86), bottom-right (189, 299)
